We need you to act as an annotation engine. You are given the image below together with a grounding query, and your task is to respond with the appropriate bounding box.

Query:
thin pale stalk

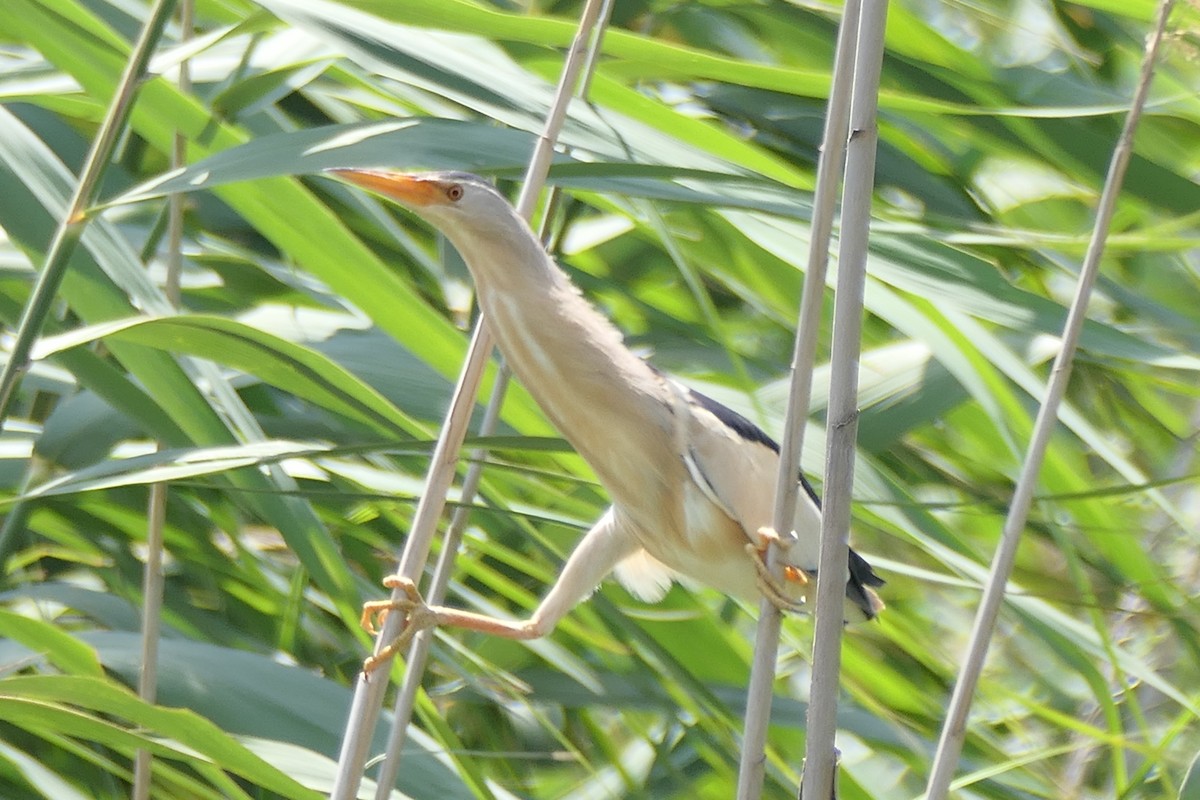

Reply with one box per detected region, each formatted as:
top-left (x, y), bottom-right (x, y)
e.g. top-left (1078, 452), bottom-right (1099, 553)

top-left (923, 2), bottom-right (1175, 796)
top-left (511, 0), bottom-right (606, 220)
top-left (132, 483), bottom-right (167, 800)
top-left (801, 1), bottom-right (889, 798)
top-left (0, 0), bottom-right (177, 425)
top-left (329, 2), bottom-right (607, 796)
top-left (133, 7), bottom-right (190, 797)
top-left (330, 320), bottom-right (494, 800)
top-left (736, 1), bottom-right (861, 797)
top-left (372, 362), bottom-right (510, 800)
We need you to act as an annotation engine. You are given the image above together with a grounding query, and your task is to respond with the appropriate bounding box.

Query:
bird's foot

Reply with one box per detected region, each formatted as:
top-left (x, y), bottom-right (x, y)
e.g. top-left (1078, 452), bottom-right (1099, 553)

top-left (360, 575), bottom-right (442, 676)
top-left (746, 527), bottom-right (810, 614)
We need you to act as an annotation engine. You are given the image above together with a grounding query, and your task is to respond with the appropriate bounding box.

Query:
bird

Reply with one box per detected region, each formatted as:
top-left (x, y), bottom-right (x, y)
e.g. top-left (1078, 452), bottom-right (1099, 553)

top-left (331, 169), bottom-right (884, 671)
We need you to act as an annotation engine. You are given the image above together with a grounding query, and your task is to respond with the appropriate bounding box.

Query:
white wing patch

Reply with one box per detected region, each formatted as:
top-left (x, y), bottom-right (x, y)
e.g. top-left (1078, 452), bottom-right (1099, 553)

top-left (680, 406), bottom-right (776, 542)
top-left (683, 447), bottom-right (738, 521)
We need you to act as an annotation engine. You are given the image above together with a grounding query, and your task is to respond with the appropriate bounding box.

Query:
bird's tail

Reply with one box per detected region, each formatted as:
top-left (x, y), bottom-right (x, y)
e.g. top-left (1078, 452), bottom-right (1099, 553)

top-left (845, 547), bottom-right (886, 621)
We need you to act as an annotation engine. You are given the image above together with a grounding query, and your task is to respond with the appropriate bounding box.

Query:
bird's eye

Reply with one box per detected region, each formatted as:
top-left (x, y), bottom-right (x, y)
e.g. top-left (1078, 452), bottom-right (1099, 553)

top-left (446, 184), bottom-right (464, 202)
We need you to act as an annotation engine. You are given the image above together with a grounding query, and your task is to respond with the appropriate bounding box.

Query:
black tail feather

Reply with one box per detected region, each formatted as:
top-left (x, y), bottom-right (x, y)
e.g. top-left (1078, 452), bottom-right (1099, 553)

top-left (846, 547), bottom-right (885, 620)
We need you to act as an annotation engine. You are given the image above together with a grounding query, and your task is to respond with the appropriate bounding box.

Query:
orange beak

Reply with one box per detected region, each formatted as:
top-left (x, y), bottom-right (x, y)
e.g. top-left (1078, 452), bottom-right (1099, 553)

top-left (328, 169), bottom-right (442, 207)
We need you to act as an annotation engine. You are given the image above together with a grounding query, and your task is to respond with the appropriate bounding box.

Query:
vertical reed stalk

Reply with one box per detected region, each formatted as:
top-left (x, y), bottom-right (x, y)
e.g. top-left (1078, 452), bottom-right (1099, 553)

top-left (923, 2), bottom-right (1176, 796)
top-left (133, 6), bottom-right (191, 797)
top-left (736, 1), bottom-right (861, 796)
top-left (800, 1), bottom-right (890, 798)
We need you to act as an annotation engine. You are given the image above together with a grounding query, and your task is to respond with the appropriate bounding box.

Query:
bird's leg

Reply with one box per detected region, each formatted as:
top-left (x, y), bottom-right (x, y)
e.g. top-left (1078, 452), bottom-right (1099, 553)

top-left (361, 509), bottom-right (638, 675)
top-left (360, 575), bottom-right (547, 675)
top-left (746, 526), bottom-right (810, 614)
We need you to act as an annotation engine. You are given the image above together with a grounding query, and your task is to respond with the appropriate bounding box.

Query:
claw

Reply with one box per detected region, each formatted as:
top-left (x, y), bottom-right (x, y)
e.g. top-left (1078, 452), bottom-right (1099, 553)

top-left (360, 574), bottom-right (420, 634)
top-left (746, 527), bottom-right (810, 614)
top-left (360, 576), bottom-right (442, 676)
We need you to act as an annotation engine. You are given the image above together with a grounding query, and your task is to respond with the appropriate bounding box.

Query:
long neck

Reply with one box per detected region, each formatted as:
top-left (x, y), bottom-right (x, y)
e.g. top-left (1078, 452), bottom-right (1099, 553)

top-left (447, 218), bottom-right (674, 501)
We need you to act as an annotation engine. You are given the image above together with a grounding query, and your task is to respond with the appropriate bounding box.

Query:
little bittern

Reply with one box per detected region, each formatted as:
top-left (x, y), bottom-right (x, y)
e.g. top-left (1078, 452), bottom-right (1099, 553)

top-left (333, 170), bottom-right (884, 672)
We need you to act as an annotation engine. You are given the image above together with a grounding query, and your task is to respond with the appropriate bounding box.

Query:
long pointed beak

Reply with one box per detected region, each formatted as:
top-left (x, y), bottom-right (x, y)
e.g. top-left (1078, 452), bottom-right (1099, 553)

top-left (328, 169), bottom-right (441, 207)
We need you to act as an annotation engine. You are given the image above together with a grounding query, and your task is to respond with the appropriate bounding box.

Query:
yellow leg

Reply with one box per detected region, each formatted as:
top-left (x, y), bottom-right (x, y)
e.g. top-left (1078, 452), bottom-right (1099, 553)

top-left (746, 527), bottom-right (810, 614)
top-left (360, 575), bottom-right (549, 676)
top-left (359, 511), bottom-right (639, 676)
top-left (361, 576), bottom-right (444, 675)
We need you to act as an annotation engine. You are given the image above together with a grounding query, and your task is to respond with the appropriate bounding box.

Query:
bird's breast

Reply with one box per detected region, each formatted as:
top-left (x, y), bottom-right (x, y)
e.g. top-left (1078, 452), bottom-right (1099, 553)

top-left (481, 285), bottom-right (676, 506)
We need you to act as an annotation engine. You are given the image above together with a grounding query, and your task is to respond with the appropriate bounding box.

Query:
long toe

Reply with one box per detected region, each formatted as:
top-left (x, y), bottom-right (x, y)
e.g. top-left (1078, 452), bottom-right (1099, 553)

top-left (745, 542), bottom-right (807, 614)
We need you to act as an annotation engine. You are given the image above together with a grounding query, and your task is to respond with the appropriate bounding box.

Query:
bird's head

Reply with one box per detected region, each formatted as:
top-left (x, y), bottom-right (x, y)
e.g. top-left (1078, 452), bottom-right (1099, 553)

top-left (331, 168), bottom-right (558, 288)
top-left (329, 169), bottom-right (515, 236)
